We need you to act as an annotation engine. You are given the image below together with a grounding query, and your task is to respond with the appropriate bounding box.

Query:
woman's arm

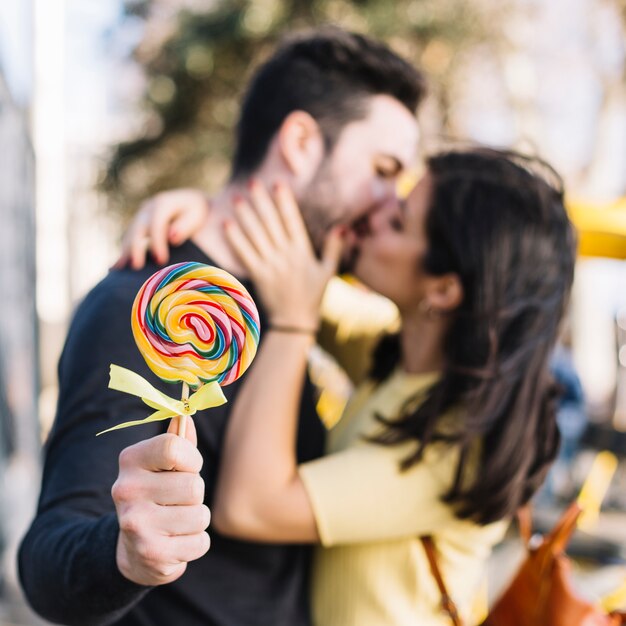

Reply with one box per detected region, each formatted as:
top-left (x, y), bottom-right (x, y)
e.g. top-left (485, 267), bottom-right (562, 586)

top-left (212, 181), bottom-right (343, 542)
top-left (213, 330), bottom-right (319, 542)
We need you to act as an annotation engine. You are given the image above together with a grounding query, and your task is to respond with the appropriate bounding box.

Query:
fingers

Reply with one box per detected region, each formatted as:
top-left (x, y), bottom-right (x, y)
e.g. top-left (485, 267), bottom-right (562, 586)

top-left (115, 189), bottom-right (210, 271)
top-left (224, 219), bottom-right (262, 275)
top-left (128, 219), bottom-right (151, 270)
top-left (230, 181), bottom-right (312, 259)
top-left (152, 503), bottom-right (211, 536)
top-left (322, 227), bottom-right (345, 276)
top-left (113, 214), bottom-right (146, 270)
top-left (145, 190), bottom-right (211, 260)
top-left (116, 510), bottom-right (210, 585)
top-left (111, 250), bottom-right (129, 271)
top-left (130, 530), bottom-right (210, 568)
top-left (169, 204), bottom-right (208, 246)
top-left (233, 196), bottom-right (274, 259)
top-left (166, 414), bottom-right (198, 447)
top-left (118, 432), bottom-right (204, 474)
top-left (273, 182), bottom-right (313, 252)
top-left (164, 530), bottom-right (211, 563)
top-left (114, 421), bottom-right (211, 587)
top-left (114, 470), bottom-right (206, 507)
top-left (247, 180), bottom-right (289, 248)
top-left (147, 200), bottom-right (175, 265)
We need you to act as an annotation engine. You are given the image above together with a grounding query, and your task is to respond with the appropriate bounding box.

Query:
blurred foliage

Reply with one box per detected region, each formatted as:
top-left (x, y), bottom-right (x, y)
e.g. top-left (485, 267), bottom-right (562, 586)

top-left (103, 0), bottom-right (508, 216)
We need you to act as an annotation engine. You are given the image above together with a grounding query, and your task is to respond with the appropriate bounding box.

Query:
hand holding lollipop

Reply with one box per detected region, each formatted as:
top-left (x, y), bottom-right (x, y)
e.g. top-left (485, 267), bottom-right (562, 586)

top-left (106, 262), bottom-right (259, 587)
top-left (99, 262), bottom-right (260, 436)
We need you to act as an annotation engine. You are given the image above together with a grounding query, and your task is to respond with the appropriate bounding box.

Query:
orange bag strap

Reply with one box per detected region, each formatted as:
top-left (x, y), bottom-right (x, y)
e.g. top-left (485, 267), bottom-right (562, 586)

top-left (420, 535), bottom-right (464, 626)
top-left (421, 503), bottom-right (585, 626)
top-left (546, 501), bottom-right (582, 553)
top-left (517, 504), bottom-right (533, 546)
top-left (421, 506), bottom-right (531, 626)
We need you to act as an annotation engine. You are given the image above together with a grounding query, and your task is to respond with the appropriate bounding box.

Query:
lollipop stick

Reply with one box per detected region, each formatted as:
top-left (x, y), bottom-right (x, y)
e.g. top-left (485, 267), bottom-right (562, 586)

top-left (177, 383), bottom-right (190, 438)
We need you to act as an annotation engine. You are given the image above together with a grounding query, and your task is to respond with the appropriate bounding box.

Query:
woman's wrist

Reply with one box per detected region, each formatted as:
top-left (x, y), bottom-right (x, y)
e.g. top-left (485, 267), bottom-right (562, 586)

top-left (267, 323), bottom-right (318, 336)
top-left (267, 314), bottom-right (320, 336)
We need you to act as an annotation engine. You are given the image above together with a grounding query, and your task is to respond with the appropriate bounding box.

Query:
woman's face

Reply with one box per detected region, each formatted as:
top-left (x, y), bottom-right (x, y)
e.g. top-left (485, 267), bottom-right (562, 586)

top-left (353, 172), bottom-right (433, 311)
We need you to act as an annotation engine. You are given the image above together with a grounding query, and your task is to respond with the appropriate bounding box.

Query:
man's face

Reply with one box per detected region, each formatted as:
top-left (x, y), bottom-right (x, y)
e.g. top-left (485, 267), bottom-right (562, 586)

top-left (298, 94), bottom-right (420, 260)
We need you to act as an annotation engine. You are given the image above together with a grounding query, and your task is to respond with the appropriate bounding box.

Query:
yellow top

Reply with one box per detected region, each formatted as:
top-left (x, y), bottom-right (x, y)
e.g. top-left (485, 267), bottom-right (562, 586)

top-left (300, 280), bottom-right (508, 625)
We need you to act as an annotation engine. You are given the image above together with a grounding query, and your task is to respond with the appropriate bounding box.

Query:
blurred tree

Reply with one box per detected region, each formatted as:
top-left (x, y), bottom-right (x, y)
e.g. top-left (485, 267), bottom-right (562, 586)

top-left (103, 0), bottom-right (507, 216)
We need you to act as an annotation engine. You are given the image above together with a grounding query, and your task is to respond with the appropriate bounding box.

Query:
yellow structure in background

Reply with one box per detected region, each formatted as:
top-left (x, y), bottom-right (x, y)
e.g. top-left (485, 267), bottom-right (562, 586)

top-left (576, 451), bottom-right (618, 530)
top-left (567, 197), bottom-right (626, 259)
top-left (601, 578), bottom-right (626, 613)
top-left (573, 450), bottom-right (626, 613)
top-left (401, 173), bottom-right (626, 260)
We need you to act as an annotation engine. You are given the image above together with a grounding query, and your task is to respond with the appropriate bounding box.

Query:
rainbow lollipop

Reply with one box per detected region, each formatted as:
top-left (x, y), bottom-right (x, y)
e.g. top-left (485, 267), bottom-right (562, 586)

top-left (98, 262), bottom-right (260, 436)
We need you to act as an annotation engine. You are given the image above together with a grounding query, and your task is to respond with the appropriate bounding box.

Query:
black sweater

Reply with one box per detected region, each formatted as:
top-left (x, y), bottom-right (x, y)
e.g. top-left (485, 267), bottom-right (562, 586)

top-left (19, 241), bottom-right (325, 626)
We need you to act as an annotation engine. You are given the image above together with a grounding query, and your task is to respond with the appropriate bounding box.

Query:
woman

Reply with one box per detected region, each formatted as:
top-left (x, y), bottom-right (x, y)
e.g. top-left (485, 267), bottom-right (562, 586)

top-left (126, 148), bottom-right (576, 625)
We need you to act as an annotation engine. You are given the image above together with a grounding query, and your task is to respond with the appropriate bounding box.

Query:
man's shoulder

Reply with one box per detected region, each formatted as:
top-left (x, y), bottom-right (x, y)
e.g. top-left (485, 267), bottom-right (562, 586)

top-left (63, 267), bottom-right (158, 369)
top-left (74, 243), bottom-right (225, 321)
top-left (78, 267), bottom-right (152, 313)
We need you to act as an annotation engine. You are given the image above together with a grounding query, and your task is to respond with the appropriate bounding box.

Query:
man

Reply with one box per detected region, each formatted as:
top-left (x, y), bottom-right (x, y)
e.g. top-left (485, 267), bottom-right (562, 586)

top-left (19, 27), bottom-right (423, 626)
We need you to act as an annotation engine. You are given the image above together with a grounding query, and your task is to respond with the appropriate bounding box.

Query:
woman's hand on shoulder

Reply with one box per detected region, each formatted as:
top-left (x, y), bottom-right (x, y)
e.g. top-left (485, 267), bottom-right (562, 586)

top-left (113, 188), bottom-right (211, 270)
top-left (225, 180), bottom-right (344, 330)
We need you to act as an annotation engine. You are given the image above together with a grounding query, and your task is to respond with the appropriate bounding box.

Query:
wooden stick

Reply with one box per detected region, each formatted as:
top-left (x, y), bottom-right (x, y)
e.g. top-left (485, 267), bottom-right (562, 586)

top-left (177, 382), bottom-right (190, 438)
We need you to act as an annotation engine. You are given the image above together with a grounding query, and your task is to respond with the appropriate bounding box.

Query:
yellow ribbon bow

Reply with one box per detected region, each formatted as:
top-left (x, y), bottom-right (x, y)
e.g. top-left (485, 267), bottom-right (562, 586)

top-left (97, 364), bottom-right (227, 436)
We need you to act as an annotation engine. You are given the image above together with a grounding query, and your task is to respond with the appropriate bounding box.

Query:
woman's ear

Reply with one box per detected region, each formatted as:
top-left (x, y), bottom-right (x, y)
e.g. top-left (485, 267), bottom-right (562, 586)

top-left (276, 111), bottom-right (324, 182)
top-left (426, 273), bottom-right (463, 313)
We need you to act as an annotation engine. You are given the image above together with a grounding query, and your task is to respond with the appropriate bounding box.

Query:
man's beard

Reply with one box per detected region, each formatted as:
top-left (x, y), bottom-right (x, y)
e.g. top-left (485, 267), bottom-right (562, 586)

top-left (298, 159), bottom-right (339, 253)
top-left (297, 159), bottom-right (361, 274)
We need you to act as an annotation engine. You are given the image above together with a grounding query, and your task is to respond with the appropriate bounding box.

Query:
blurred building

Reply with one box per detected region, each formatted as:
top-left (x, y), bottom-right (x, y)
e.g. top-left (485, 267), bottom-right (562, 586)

top-left (0, 2), bottom-right (47, 624)
top-left (0, 58), bottom-right (39, 501)
top-left (449, 0), bottom-right (626, 417)
top-left (36, 0), bottom-right (126, 435)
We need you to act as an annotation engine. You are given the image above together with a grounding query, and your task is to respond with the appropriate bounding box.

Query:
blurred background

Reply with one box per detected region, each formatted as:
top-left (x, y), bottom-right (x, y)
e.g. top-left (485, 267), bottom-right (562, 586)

top-left (2, 0), bottom-right (626, 623)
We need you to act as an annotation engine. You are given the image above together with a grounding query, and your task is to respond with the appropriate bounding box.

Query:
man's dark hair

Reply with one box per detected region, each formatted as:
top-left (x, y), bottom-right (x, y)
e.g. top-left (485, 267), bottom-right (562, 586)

top-left (231, 27), bottom-right (427, 180)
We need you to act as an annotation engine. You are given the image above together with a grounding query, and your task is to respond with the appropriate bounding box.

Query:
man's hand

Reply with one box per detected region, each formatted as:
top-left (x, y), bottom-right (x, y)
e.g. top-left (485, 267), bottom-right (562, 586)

top-left (112, 417), bottom-right (211, 586)
top-left (113, 188), bottom-right (210, 270)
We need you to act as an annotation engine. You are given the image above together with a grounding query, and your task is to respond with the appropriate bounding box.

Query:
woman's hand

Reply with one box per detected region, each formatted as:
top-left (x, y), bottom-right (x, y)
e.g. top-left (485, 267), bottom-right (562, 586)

top-left (113, 188), bottom-right (210, 270)
top-left (225, 180), bottom-right (344, 330)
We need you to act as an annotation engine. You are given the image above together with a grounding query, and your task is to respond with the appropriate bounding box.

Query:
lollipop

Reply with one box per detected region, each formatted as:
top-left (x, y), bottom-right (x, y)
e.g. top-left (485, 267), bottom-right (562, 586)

top-left (98, 262), bottom-right (260, 436)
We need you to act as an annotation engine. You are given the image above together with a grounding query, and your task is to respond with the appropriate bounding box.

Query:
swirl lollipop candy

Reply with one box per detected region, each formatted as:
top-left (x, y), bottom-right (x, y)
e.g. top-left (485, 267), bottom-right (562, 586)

top-left (99, 262), bottom-right (260, 436)
top-left (133, 262), bottom-right (260, 387)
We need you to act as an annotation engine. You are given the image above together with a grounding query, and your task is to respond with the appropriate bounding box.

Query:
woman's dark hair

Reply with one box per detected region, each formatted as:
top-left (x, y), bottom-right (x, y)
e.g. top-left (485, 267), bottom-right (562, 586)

top-left (231, 27), bottom-right (426, 180)
top-left (371, 148), bottom-right (577, 525)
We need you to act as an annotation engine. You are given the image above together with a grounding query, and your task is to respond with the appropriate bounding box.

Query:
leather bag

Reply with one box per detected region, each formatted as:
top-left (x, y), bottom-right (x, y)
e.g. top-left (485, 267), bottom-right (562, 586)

top-left (421, 502), bottom-right (626, 626)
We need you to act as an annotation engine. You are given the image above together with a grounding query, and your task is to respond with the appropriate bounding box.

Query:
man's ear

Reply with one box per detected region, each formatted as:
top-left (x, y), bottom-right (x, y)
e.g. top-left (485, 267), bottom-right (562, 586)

top-left (277, 111), bottom-right (325, 181)
top-left (426, 273), bottom-right (463, 313)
